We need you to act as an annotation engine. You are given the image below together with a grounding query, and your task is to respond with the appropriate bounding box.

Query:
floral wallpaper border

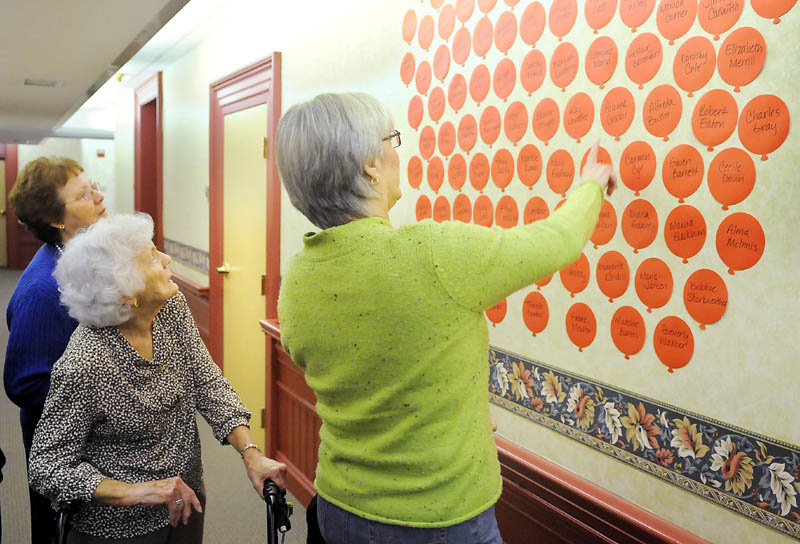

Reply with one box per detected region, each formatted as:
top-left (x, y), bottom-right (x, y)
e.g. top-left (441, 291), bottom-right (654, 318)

top-left (163, 238), bottom-right (209, 273)
top-left (488, 346), bottom-right (800, 540)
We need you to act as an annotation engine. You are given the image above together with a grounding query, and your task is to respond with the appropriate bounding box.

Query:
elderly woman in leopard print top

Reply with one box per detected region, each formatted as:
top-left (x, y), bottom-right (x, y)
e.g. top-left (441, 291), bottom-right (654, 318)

top-left (28, 213), bottom-right (286, 543)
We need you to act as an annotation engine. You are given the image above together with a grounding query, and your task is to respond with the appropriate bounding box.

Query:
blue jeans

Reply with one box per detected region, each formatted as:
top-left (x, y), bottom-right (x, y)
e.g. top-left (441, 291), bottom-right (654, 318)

top-left (316, 495), bottom-right (502, 544)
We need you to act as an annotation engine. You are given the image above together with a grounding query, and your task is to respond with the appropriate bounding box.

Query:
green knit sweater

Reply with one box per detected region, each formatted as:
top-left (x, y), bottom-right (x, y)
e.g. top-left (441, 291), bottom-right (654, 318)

top-left (278, 182), bottom-right (603, 527)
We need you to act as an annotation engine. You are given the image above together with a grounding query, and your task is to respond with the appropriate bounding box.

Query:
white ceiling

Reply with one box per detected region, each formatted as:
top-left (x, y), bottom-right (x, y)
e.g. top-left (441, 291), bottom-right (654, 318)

top-left (0, 0), bottom-right (190, 144)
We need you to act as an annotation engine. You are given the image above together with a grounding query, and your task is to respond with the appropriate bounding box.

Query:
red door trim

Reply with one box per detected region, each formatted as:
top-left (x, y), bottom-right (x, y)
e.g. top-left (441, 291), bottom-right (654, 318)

top-left (1, 144), bottom-right (23, 268)
top-left (134, 72), bottom-right (164, 250)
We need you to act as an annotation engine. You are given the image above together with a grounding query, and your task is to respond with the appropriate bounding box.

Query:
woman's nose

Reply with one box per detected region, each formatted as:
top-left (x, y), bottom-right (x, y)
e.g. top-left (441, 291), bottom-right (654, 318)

top-left (94, 190), bottom-right (105, 203)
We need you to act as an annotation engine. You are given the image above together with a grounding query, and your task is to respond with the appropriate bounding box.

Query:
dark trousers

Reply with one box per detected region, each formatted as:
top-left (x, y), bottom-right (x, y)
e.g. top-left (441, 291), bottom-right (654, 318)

top-left (22, 405), bottom-right (58, 544)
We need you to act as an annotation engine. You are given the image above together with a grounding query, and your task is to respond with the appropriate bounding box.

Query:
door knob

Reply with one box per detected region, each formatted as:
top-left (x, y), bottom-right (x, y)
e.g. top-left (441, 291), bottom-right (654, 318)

top-left (215, 262), bottom-right (231, 274)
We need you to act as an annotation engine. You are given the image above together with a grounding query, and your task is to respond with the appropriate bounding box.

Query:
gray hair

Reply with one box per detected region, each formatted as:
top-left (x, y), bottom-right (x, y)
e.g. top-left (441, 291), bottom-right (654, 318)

top-left (276, 92), bottom-right (393, 229)
top-left (54, 213), bottom-right (154, 327)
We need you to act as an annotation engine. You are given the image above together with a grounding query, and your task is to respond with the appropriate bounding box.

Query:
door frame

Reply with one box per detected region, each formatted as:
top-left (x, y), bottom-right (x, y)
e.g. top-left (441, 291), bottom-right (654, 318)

top-left (208, 53), bottom-right (282, 370)
top-left (0, 144), bottom-right (22, 268)
top-left (134, 72), bottom-right (164, 250)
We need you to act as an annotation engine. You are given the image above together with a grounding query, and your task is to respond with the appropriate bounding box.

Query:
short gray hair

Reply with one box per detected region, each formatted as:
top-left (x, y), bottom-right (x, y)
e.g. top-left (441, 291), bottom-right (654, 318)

top-left (54, 213), bottom-right (154, 327)
top-left (276, 92), bottom-right (393, 229)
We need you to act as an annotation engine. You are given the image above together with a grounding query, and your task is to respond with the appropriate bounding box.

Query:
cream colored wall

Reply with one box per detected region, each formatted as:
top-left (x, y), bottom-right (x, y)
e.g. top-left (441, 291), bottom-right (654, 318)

top-left (113, 87), bottom-right (135, 215)
top-left (110, 1), bottom-right (797, 542)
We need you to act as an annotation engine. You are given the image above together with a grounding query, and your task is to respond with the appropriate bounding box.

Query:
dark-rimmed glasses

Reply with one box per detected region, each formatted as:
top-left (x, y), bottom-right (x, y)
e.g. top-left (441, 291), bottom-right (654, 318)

top-left (382, 130), bottom-right (401, 148)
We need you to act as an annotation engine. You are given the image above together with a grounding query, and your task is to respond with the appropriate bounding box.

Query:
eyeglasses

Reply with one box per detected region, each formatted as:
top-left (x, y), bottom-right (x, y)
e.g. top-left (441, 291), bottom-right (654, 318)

top-left (65, 181), bottom-right (100, 204)
top-left (382, 130), bottom-right (401, 148)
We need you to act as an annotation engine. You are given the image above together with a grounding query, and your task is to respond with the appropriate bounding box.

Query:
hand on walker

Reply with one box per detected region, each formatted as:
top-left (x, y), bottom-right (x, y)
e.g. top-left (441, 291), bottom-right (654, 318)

top-left (130, 476), bottom-right (202, 527)
top-left (581, 140), bottom-right (618, 197)
top-left (243, 450), bottom-right (289, 498)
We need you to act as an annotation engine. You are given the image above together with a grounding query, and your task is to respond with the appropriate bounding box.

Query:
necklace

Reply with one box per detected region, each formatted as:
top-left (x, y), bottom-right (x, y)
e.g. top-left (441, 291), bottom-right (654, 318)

top-left (55, 244), bottom-right (64, 256)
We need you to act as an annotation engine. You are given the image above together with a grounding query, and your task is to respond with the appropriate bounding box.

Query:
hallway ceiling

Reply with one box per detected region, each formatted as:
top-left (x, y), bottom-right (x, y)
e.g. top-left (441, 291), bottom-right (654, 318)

top-left (0, 0), bottom-right (189, 144)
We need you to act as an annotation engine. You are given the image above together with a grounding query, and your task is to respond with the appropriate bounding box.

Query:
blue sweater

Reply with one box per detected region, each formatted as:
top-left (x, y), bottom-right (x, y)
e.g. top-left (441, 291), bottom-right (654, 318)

top-left (4, 243), bottom-right (77, 454)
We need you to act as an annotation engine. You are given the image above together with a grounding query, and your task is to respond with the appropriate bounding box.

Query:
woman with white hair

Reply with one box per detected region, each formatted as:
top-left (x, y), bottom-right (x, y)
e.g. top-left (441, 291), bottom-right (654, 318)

top-left (276, 92), bottom-right (617, 544)
top-left (28, 213), bottom-right (287, 543)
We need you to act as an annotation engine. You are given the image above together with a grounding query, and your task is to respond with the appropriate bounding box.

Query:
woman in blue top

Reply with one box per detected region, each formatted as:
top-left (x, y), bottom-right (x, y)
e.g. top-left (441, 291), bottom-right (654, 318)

top-left (3, 156), bottom-right (107, 543)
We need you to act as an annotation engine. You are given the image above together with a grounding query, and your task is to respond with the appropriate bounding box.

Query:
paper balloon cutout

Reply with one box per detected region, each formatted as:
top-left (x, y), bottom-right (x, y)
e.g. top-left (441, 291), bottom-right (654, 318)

top-left (620, 140), bottom-right (656, 195)
top-left (560, 252), bottom-right (590, 297)
top-left (416, 61), bottom-right (432, 96)
top-left (432, 0), bottom-right (445, 10)
top-left (469, 152), bottom-right (490, 192)
top-left (439, 3), bottom-right (457, 40)
top-left (473, 16), bottom-right (494, 58)
top-left (448, 74), bottom-right (468, 113)
top-left (611, 306), bottom-right (646, 359)
top-left (635, 257), bottom-right (673, 312)
top-left (691, 89), bottom-right (738, 151)
top-left (622, 199), bottom-right (658, 253)
top-left (453, 193), bottom-right (472, 222)
top-left (751, 0), bottom-right (797, 23)
top-left (601, 87), bottom-right (635, 141)
top-left (408, 156), bottom-right (423, 190)
top-left (433, 196), bottom-right (451, 223)
top-left (469, 64), bottom-right (491, 105)
top-left (491, 149), bottom-right (515, 192)
top-left (505, 0), bottom-right (521, 8)
top-left (522, 291), bottom-right (549, 336)
top-left (698, 0), bottom-right (743, 40)
top-left (585, 36), bottom-right (618, 89)
top-left (533, 98), bottom-right (561, 145)
top-left (433, 45), bottom-right (451, 82)
top-left (408, 96), bottom-right (423, 130)
top-left (479, 106), bottom-right (502, 148)
top-left (707, 148), bottom-right (756, 210)
top-left (428, 87), bottom-right (446, 124)
top-left (643, 84), bottom-right (682, 141)
top-left (716, 212), bottom-right (765, 274)
top-left (738, 95), bottom-right (790, 161)
top-left (473, 194), bottom-right (494, 226)
top-left (662, 144), bottom-right (704, 202)
top-left (673, 36), bottom-right (716, 97)
top-left (479, 0), bottom-right (498, 14)
top-left (416, 195), bottom-right (432, 221)
top-left (564, 92), bottom-right (595, 143)
top-left (653, 316), bottom-right (694, 372)
top-left (664, 205), bottom-right (706, 263)
top-left (546, 149), bottom-right (575, 196)
top-left (521, 50), bottom-right (547, 96)
top-left (452, 27), bottom-right (471, 66)
top-left (458, 114), bottom-right (478, 153)
top-left (456, 0), bottom-right (476, 23)
top-left (536, 274), bottom-right (553, 290)
top-left (579, 144), bottom-right (611, 175)
top-left (419, 126), bottom-right (436, 160)
top-left (718, 27), bottom-right (766, 93)
top-left (493, 58), bottom-right (517, 101)
top-left (591, 200), bottom-right (617, 249)
top-left (495, 195), bottom-right (519, 228)
top-left (401, 53), bottom-right (415, 87)
top-left (448, 153), bottom-right (467, 191)
top-left (620, 0), bottom-right (655, 32)
top-left (684, 269), bottom-right (728, 329)
top-left (550, 42), bottom-right (579, 92)
top-left (427, 157), bottom-right (444, 193)
top-left (656, 0), bottom-right (697, 45)
top-left (597, 250), bottom-right (630, 302)
top-left (625, 32), bottom-right (663, 89)
top-left (438, 121), bottom-right (456, 157)
top-left (494, 11), bottom-right (518, 54)
top-left (402, 10), bottom-right (417, 44)
top-left (585, 0), bottom-right (617, 34)
top-left (523, 196), bottom-right (549, 224)
top-left (518, 144), bottom-right (543, 189)
top-left (520, 2), bottom-right (546, 47)
top-left (486, 298), bottom-right (507, 327)
top-left (419, 15), bottom-right (435, 50)
top-left (504, 101), bottom-right (528, 145)
top-left (566, 302), bottom-right (596, 351)
top-left (549, 0), bottom-right (578, 42)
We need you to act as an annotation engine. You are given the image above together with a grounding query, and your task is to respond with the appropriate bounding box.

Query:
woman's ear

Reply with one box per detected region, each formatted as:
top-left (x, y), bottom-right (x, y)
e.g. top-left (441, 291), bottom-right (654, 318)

top-left (363, 157), bottom-right (380, 183)
top-left (121, 295), bottom-right (137, 308)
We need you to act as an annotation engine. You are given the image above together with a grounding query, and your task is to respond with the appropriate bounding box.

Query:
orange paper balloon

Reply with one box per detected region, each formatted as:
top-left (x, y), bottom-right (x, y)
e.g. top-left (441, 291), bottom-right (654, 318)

top-left (585, 0), bottom-right (618, 34)
top-left (473, 194), bottom-right (494, 226)
top-left (520, 50), bottom-right (547, 96)
top-left (453, 193), bottom-right (472, 222)
top-left (564, 92), bottom-right (595, 143)
top-left (664, 205), bottom-right (706, 263)
top-left (433, 45), bottom-right (452, 82)
top-left (493, 58), bottom-right (517, 101)
top-left (416, 61), bottom-right (432, 96)
top-left (751, 0), bottom-right (797, 24)
top-left (533, 98), bottom-right (561, 145)
top-left (707, 148), bottom-right (756, 210)
top-left (401, 52), bottom-right (415, 87)
top-left (715, 212), bottom-right (765, 274)
top-left (469, 152), bottom-right (490, 192)
top-left (611, 305), bottom-right (646, 359)
top-left (408, 95), bottom-right (423, 130)
top-left (635, 257), bottom-right (673, 312)
top-left (473, 16), bottom-right (494, 58)
top-left (491, 149), bottom-right (515, 191)
top-left (523, 196), bottom-right (550, 224)
top-left (625, 32), bottom-right (663, 89)
top-left (691, 89), bottom-right (738, 151)
top-left (698, 0), bottom-right (743, 40)
top-left (718, 27), bottom-right (766, 93)
top-left (428, 87), bottom-right (446, 123)
top-left (486, 298), bottom-right (507, 327)
top-left (416, 195), bottom-right (432, 221)
top-left (456, 0), bottom-right (476, 23)
top-left (479, 0), bottom-right (498, 13)
top-left (495, 195), bottom-right (519, 228)
top-left (643, 84), bottom-right (682, 141)
top-left (520, 2), bottom-right (546, 47)
top-left (419, 15), bottom-right (436, 50)
top-left (469, 64), bottom-right (491, 105)
top-left (433, 196), bottom-right (451, 223)
top-left (438, 121), bottom-right (456, 157)
top-left (546, 149), bottom-right (575, 196)
top-left (518, 144), bottom-right (543, 189)
top-left (653, 316), bottom-right (694, 372)
top-left (448, 153), bottom-right (468, 191)
top-left (597, 250), bottom-right (630, 302)
top-left (622, 199), bottom-right (658, 253)
top-left (662, 145), bottom-right (704, 202)
top-left (591, 200), bottom-right (617, 249)
top-left (494, 11), bottom-right (518, 53)
top-left (479, 106), bottom-right (502, 147)
top-left (458, 114), bottom-right (478, 153)
top-left (402, 10), bottom-right (417, 44)
top-left (427, 156), bottom-right (445, 193)
top-left (432, 0), bottom-right (445, 10)
top-left (560, 252), bottom-right (590, 297)
top-left (620, 0), bottom-right (656, 32)
top-left (504, 101), bottom-right (529, 145)
top-left (619, 140), bottom-right (656, 195)
top-left (656, 0), bottom-right (697, 45)
top-left (737, 95), bottom-right (790, 161)
top-left (673, 36), bottom-right (716, 97)
top-left (536, 274), bottom-right (554, 290)
top-left (419, 126), bottom-right (436, 160)
top-left (408, 156), bottom-right (423, 190)
top-left (550, 42), bottom-right (580, 91)
top-left (585, 36), bottom-right (618, 88)
top-left (452, 27), bottom-right (471, 66)
top-left (522, 291), bottom-right (549, 336)
top-left (439, 3), bottom-right (457, 40)
top-left (601, 87), bottom-right (635, 141)
top-left (566, 302), bottom-right (597, 351)
top-left (683, 269), bottom-right (728, 329)
top-left (448, 73), bottom-right (468, 113)
top-left (549, 0), bottom-right (578, 41)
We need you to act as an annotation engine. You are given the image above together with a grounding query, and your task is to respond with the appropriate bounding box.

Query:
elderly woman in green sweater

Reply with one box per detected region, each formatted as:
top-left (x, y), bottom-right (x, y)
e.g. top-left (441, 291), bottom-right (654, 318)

top-left (276, 92), bottom-right (617, 544)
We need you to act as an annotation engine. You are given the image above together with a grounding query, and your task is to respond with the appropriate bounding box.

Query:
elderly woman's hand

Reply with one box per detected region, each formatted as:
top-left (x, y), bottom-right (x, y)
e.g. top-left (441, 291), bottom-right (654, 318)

top-left (581, 140), bottom-right (618, 196)
top-left (243, 449), bottom-right (288, 498)
top-left (128, 476), bottom-right (202, 527)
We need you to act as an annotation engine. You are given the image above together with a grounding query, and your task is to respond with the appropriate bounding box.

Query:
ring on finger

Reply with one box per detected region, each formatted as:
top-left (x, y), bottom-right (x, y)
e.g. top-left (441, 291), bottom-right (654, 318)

top-left (175, 499), bottom-right (183, 506)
